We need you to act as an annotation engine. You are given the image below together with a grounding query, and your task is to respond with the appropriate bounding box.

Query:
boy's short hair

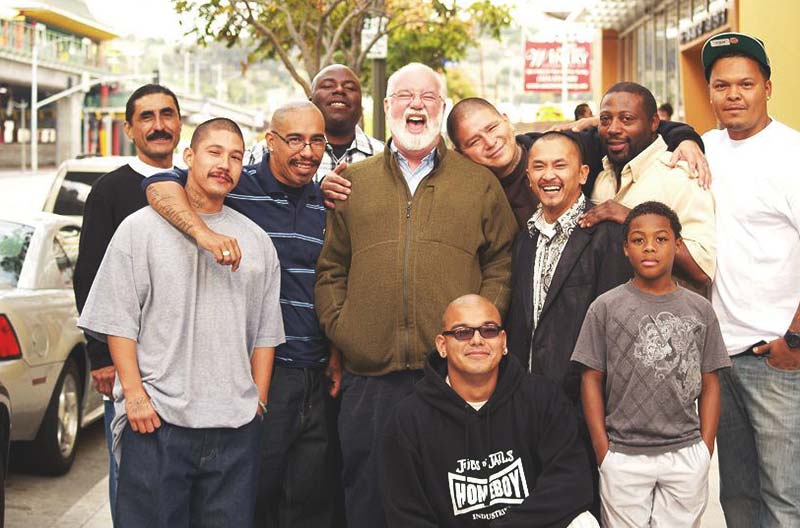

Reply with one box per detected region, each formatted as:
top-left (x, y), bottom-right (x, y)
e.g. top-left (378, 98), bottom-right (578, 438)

top-left (623, 201), bottom-right (682, 239)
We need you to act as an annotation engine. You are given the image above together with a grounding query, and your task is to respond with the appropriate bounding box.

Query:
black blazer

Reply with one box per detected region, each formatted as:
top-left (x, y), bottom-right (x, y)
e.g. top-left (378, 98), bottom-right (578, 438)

top-left (506, 204), bottom-right (632, 404)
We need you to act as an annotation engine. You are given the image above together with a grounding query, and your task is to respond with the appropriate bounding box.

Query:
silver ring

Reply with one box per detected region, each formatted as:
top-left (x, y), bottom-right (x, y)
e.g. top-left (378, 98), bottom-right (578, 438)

top-left (221, 250), bottom-right (231, 257)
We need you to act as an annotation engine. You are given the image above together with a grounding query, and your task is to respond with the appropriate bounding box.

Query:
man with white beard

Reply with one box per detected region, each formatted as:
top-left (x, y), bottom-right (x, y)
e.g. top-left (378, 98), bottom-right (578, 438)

top-left (315, 62), bottom-right (517, 528)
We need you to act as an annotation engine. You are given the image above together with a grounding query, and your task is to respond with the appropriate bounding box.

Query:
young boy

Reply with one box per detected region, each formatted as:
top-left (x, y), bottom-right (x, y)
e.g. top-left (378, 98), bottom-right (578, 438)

top-left (571, 201), bottom-right (730, 527)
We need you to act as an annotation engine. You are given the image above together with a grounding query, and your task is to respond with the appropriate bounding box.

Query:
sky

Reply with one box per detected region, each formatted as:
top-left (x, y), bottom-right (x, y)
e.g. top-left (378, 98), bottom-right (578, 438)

top-left (83, 0), bottom-right (594, 41)
top-left (85, 0), bottom-right (185, 42)
top-left (83, 0), bottom-right (596, 45)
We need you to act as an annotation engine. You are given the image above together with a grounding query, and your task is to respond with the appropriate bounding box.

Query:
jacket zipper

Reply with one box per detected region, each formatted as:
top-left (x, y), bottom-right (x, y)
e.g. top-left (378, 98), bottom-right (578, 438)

top-left (403, 199), bottom-right (412, 369)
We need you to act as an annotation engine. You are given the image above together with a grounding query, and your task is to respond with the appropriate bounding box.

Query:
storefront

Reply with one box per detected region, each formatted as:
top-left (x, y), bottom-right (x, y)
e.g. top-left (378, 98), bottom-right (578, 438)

top-left (585, 0), bottom-right (800, 133)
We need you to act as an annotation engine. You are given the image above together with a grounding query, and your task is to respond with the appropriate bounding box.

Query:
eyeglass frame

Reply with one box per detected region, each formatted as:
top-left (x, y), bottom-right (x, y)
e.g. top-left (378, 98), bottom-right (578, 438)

top-left (441, 324), bottom-right (504, 341)
top-left (270, 130), bottom-right (328, 152)
top-left (388, 90), bottom-right (444, 107)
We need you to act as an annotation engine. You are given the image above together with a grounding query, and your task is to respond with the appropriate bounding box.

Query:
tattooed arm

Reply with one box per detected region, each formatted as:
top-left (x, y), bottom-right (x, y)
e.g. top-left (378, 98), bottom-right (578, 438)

top-left (146, 181), bottom-right (242, 271)
top-left (108, 335), bottom-right (161, 433)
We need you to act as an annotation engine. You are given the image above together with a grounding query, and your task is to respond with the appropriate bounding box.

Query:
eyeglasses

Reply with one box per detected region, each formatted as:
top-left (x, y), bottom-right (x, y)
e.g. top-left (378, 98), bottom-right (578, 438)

top-left (442, 324), bottom-right (503, 341)
top-left (272, 131), bottom-right (327, 152)
top-left (389, 90), bottom-right (443, 107)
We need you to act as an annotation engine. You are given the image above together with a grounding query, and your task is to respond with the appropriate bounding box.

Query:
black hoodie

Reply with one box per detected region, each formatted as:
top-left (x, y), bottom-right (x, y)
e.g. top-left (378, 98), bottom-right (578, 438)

top-left (380, 352), bottom-right (593, 528)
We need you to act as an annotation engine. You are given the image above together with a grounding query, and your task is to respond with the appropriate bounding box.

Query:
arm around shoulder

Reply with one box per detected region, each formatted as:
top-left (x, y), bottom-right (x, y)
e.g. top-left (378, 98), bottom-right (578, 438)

top-left (145, 177), bottom-right (242, 271)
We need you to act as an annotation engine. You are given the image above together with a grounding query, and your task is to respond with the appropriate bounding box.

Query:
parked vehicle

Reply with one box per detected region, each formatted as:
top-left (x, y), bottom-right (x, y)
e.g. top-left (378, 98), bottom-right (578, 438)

top-left (43, 156), bottom-right (134, 219)
top-left (0, 212), bottom-right (103, 475)
top-left (0, 381), bottom-right (10, 526)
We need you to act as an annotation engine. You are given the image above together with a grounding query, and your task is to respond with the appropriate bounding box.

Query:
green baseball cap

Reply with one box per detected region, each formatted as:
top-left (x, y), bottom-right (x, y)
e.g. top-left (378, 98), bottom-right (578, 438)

top-left (702, 32), bottom-right (771, 81)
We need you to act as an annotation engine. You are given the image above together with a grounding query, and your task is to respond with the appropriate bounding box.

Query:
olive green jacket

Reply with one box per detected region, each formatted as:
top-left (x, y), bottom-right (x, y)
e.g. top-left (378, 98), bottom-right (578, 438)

top-left (315, 139), bottom-right (517, 376)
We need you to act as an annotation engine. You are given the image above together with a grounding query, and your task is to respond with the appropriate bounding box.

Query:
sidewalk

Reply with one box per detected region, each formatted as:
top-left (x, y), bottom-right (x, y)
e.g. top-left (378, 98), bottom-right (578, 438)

top-left (52, 477), bottom-right (111, 528)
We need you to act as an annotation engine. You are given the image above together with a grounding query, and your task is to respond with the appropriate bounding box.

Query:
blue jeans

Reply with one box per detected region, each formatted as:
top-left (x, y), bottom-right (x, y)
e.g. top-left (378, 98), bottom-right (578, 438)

top-left (116, 417), bottom-right (263, 528)
top-left (255, 365), bottom-right (336, 528)
top-left (338, 370), bottom-right (423, 528)
top-left (718, 353), bottom-right (800, 527)
top-left (104, 399), bottom-right (118, 526)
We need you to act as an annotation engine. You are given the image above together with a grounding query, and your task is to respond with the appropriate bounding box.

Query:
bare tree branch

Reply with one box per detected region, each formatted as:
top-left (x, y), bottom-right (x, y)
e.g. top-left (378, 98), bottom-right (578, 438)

top-left (321, 0), bottom-right (374, 67)
top-left (354, 16), bottom-right (424, 70)
top-left (238, 0), bottom-right (312, 95)
top-left (273, 3), bottom-right (311, 68)
top-left (314, 0), bottom-right (347, 61)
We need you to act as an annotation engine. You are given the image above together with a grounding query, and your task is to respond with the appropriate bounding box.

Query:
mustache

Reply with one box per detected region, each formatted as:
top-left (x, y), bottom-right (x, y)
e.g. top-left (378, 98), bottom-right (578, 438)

top-left (146, 130), bottom-right (173, 141)
top-left (209, 169), bottom-right (232, 179)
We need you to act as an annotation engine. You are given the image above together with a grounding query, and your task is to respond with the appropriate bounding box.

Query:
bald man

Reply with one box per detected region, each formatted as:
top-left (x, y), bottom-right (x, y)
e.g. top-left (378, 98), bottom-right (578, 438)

top-left (144, 102), bottom-right (340, 527)
top-left (245, 64), bottom-right (384, 183)
top-left (380, 294), bottom-right (597, 528)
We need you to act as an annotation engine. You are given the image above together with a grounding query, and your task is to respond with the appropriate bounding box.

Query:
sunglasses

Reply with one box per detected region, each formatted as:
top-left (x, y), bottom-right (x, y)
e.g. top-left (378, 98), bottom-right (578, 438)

top-left (442, 324), bottom-right (503, 341)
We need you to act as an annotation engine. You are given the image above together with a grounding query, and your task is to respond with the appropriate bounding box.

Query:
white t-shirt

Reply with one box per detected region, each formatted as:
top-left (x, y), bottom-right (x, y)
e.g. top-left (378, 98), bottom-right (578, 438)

top-left (704, 119), bottom-right (800, 355)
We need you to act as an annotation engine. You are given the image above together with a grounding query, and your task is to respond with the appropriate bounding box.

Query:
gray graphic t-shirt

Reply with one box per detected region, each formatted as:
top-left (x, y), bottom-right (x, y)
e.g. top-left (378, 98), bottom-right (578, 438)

top-left (571, 281), bottom-right (731, 454)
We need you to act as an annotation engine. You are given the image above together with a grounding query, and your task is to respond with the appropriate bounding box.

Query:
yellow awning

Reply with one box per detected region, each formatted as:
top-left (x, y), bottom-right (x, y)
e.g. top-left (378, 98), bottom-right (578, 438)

top-left (18, 7), bottom-right (117, 41)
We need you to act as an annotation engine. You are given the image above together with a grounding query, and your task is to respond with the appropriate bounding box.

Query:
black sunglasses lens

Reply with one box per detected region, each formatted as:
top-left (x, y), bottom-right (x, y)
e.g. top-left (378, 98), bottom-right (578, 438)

top-left (478, 325), bottom-right (500, 338)
top-left (450, 325), bottom-right (501, 340)
top-left (453, 328), bottom-right (475, 341)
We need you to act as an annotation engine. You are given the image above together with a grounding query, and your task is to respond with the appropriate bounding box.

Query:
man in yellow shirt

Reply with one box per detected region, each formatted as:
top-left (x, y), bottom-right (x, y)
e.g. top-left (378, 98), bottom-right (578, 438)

top-left (579, 82), bottom-right (715, 292)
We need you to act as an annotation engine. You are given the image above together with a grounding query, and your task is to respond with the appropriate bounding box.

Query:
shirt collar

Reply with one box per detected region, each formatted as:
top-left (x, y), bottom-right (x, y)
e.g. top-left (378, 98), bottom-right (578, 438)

top-left (601, 135), bottom-right (668, 184)
top-left (527, 193), bottom-right (586, 238)
top-left (130, 157), bottom-right (174, 178)
top-left (389, 139), bottom-right (438, 165)
top-left (351, 126), bottom-right (379, 155)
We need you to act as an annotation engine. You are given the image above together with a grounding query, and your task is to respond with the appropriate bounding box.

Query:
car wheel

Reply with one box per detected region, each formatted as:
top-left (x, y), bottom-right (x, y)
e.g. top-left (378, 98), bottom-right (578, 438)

top-left (29, 358), bottom-right (82, 475)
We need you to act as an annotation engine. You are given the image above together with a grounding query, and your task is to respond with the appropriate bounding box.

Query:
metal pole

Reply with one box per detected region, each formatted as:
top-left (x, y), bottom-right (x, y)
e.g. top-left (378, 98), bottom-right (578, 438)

top-left (19, 103), bottom-right (27, 171)
top-left (31, 24), bottom-right (39, 174)
top-left (372, 58), bottom-right (386, 142)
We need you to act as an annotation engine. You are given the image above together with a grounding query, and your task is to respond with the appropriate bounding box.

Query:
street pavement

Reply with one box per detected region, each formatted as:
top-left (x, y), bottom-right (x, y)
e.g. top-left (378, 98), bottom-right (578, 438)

top-left (6, 420), bottom-right (107, 527)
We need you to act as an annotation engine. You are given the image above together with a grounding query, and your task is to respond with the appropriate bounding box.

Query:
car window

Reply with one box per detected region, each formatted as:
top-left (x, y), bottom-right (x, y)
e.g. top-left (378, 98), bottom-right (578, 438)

top-left (52, 171), bottom-right (105, 216)
top-left (57, 225), bottom-right (80, 265)
top-left (52, 238), bottom-right (74, 288)
top-left (0, 221), bottom-right (35, 288)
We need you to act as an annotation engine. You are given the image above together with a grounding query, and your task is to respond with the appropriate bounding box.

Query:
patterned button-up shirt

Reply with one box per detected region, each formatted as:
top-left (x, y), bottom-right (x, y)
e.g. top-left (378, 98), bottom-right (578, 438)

top-left (527, 193), bottom-right (586, 332)
top-left (243, 125), bottom-right (384, 184)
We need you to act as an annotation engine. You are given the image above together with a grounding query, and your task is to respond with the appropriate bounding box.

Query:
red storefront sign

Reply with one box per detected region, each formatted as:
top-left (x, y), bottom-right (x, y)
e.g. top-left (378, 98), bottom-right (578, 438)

top-left (523, 41), bottom-right (592, 93)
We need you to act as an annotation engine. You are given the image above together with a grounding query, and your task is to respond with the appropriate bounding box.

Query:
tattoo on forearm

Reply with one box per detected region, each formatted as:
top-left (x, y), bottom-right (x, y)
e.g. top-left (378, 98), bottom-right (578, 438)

top-left (147, 185), bottom-right (198, 236)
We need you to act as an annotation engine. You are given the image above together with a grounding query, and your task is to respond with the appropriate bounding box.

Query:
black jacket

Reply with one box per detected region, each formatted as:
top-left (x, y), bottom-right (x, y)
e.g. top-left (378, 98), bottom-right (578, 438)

top-left (506, 202), bottom-right (632, 404)
top-left (73, 164), bottom-right (149, 369)
top-left (380, 352), bottom-right (593, 528)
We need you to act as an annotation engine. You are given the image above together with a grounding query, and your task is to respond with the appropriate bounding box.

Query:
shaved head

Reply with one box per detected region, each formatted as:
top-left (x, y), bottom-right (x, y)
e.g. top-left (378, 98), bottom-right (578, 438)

top-left (441, 294), bottom-right (501, 329)
top-left (311, 64), bottom-right (359, 92)
top-left (446, 97), bottom-right (501, 149)
top-left (270, 100), bottom-right (324, 131)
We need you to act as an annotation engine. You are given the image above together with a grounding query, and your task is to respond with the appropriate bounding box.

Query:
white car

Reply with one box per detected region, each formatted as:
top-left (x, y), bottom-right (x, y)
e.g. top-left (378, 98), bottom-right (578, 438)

top-left (43, 156), bottom-right (136, 219)
top-left (0, 381), bottom-right (10, 525)
top-left (0, 212), bottom-right (103, 475)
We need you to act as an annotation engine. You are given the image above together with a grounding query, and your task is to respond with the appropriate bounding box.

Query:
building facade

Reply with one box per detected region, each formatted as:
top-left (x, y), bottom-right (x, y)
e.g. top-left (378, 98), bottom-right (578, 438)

top-left (585, 0), bottom-right (800, 133)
